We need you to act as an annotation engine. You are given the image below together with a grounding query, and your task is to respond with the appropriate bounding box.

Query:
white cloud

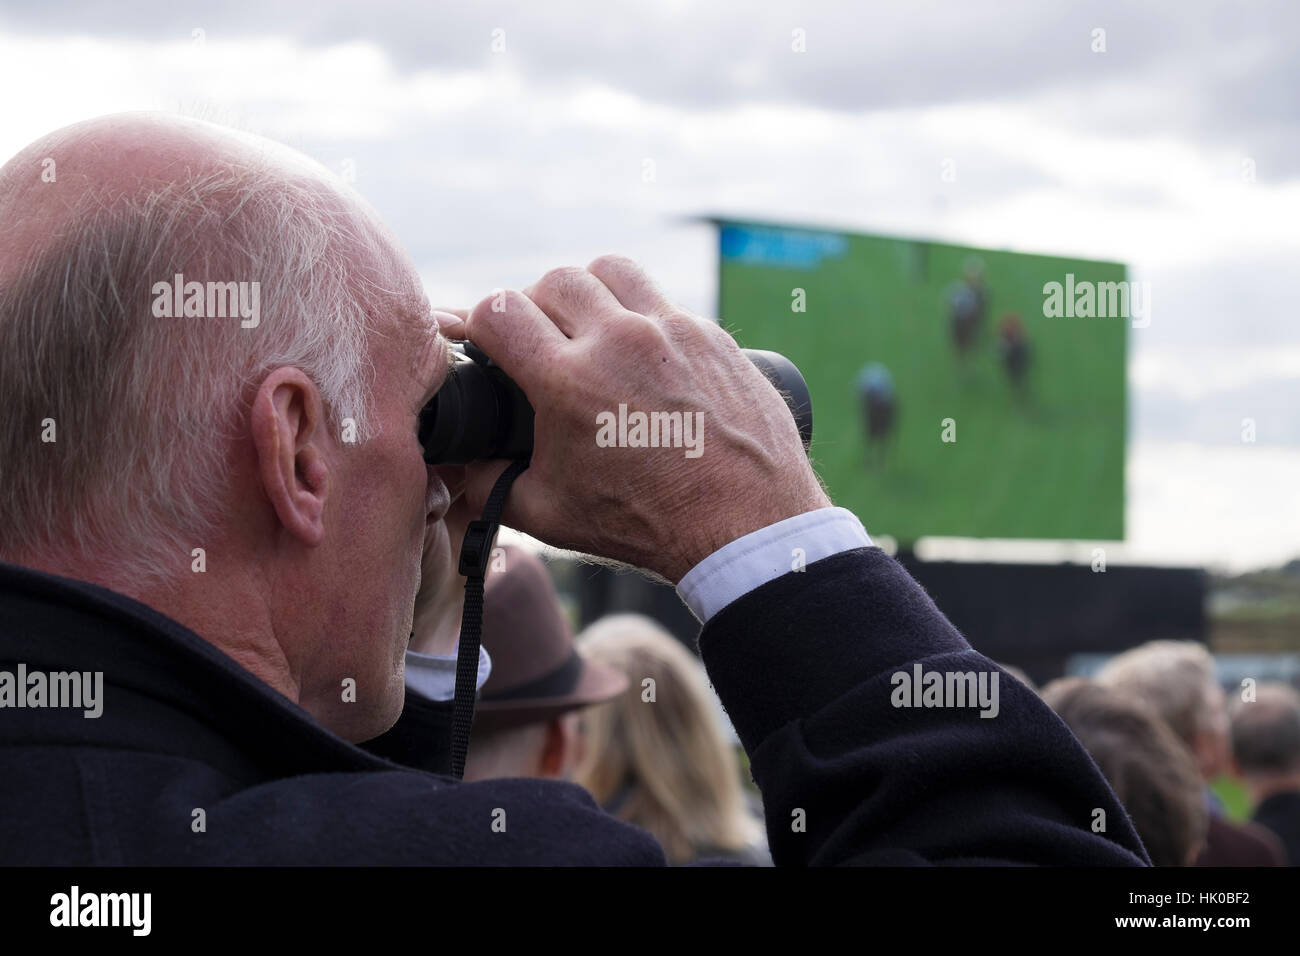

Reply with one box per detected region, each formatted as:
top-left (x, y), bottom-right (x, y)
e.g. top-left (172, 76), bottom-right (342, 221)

top-left (0, 20), bottom-right (1294, 571)
top-left (1134, 346), bottom-right (1300, 401)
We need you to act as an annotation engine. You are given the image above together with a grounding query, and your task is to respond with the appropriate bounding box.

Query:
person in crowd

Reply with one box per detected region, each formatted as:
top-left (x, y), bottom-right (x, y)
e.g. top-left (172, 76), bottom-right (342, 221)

top-left (1230, 682), bottom-right (1300, 865)
top-left (0, 112), bottom-right (1148, 865)
top-left (1097, 641), bottom-right (1285, 866)
top-left (461, 545), bottom-right (626, 782)
top-left (1040, 677), bottom-right (1208, 865)
top-left (573, 614), bottom-right (768, 864)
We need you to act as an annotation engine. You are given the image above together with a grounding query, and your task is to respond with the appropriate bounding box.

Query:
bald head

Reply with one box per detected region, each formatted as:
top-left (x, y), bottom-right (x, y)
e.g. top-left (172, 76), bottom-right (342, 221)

top-left (0, 113), bottom-right (396, 287)
top-left (0, 112), bottom-right (409, 573)
top-left (0, 112), bottom-right (447, 740)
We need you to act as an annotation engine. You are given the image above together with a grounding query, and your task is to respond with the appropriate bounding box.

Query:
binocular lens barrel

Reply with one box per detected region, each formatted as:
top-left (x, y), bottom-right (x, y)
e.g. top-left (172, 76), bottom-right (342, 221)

top-left (420, 343), bottom-right (813, 465)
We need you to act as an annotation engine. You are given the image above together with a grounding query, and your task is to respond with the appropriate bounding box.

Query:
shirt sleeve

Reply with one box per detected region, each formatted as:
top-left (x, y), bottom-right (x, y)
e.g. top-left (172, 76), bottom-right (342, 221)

top-left (676, 507), bottom-right (873, 623)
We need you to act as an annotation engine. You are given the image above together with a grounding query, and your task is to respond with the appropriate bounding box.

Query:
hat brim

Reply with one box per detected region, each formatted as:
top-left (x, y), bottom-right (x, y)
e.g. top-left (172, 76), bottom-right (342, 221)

top-left (472, 659), bottom-right (628, 732)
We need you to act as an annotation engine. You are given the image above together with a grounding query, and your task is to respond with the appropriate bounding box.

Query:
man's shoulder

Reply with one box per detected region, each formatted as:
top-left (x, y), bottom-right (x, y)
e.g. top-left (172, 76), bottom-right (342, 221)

top-left (204, 767), bottom-right (667, 865)
top-left (2, 743), bottom-right (666, 865)
top-left (0, 566), bottom-right (667, 865)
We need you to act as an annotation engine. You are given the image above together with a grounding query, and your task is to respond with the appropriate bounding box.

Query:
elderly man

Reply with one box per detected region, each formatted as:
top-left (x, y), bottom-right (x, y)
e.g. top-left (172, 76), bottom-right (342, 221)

top-left (0, 113), bottom-right (1146, 865)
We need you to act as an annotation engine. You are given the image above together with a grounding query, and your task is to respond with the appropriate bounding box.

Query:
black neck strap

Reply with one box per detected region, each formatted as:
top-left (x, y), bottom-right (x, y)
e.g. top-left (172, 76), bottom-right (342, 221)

top-left (450, 459), bottom-right (530, 780)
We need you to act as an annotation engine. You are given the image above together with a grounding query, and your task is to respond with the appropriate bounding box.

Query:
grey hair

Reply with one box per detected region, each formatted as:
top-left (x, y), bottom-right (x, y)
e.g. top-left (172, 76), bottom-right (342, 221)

top-left (0, 162), bottom-right (385, 584)
top-left (1096, 640), bottom-right (1222, 748)
top-left (1231, 683), bottom-right (1300, 775)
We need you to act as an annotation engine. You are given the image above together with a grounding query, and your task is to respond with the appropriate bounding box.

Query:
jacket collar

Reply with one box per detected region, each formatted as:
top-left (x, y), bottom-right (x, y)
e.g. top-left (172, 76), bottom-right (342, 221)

top-left (0, 559), bottom-right (398, 779)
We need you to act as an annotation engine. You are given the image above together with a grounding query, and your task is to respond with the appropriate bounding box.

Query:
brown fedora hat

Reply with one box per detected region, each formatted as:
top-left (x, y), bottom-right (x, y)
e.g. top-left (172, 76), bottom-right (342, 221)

top-left (473, 545), bottom-right (627, 731)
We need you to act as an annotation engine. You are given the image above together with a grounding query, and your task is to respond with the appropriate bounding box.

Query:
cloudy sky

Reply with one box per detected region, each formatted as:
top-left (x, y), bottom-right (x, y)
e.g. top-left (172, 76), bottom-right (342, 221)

top-left (1, 0), bottom-right (1295, 571)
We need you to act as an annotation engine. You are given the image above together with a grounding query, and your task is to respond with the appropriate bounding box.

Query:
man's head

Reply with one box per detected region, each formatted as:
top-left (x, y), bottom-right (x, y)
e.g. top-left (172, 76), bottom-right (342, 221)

top-left (0, 113), bottom-right (452, 741)
top-left (1231, 682), bottom-right (1300, 802)
top-left (459, 545), bottom-right (627, 782)
top-left (1096, 640), bottom-right (1229, 781)
top-left (463, 712), bottom-right (586, 783)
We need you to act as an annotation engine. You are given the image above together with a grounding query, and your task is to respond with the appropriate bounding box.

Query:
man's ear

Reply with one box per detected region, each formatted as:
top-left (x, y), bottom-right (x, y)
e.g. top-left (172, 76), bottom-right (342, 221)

top-left (538, 717), bottom-right (569, 779)
top-left (250, 367), bottom-right (330, 546)
top-left (539, 713), bottom-right (583, 779)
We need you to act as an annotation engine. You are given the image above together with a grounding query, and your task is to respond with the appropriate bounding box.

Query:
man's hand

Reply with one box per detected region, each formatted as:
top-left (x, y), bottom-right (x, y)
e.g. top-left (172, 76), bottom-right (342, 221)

top-left (461, 256), bottom-right (830, 583)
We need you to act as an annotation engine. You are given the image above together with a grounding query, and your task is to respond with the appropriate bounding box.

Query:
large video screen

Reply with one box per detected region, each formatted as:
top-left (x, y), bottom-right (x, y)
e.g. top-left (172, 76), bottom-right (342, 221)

top-left (718, 220), bottom-right (1127, 542)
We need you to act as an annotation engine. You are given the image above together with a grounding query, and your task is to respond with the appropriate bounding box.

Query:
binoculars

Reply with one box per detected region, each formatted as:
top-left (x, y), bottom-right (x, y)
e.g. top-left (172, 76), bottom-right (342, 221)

top-left (419, 341), bottom-right (813, 465)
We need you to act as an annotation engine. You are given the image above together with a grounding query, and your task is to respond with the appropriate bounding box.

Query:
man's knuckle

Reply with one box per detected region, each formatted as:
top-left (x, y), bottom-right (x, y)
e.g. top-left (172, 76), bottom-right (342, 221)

top-left (468, 289), bottom-right (533, 331)
top-left (588, 253), bottom-right (638, 276)
top-left (467, 295), bottom-right (497, 324)
top-left (618, 315), bottom-right (668, 353)
top-left (663, 312), bottom-right (728, 352)
top-left (503, 288), bottom-right (535, 311)
top-left (536, 266), bottom-right (587, 299)
top-left (660, 311), bottom-right (699, 340)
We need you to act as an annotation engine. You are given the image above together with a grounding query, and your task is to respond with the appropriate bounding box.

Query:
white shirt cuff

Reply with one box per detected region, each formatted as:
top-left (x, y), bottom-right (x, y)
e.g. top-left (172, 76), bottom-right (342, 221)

top-left (676, 507), bottom-right (872, 623)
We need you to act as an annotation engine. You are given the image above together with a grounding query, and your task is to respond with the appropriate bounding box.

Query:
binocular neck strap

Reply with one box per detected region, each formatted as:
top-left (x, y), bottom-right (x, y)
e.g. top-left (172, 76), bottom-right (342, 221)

top-left (449, 459), bottom-right (530, 781)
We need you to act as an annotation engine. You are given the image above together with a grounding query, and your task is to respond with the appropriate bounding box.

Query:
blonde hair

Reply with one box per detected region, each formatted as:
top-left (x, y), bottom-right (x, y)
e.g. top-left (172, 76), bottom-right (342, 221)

top-left (573, 614), bottom-right (762, 863)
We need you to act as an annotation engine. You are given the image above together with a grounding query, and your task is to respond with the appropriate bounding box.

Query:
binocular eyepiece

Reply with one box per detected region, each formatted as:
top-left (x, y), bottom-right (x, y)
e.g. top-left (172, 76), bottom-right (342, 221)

top-left (419, 342), bottom-right (813, 466)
